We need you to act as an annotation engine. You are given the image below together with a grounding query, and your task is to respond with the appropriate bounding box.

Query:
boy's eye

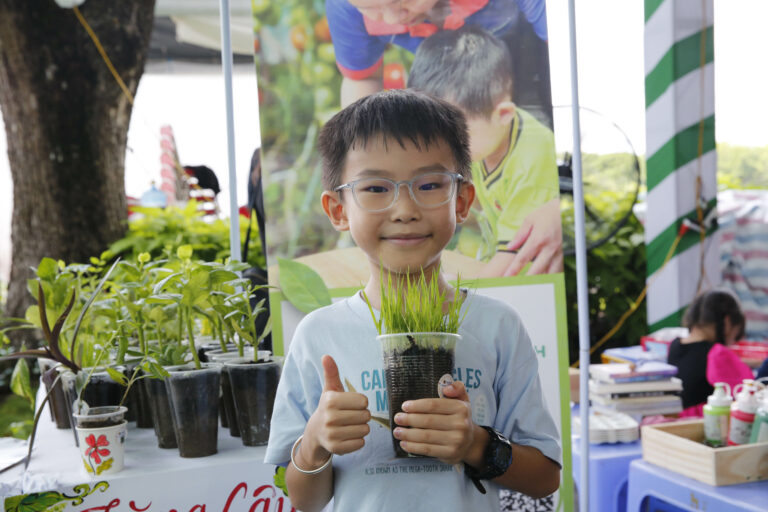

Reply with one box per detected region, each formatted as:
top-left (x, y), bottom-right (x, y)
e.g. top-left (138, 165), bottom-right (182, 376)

top-left (358, 180), bottom-right (392, 194)
top-left (417, 181), bottom-right (442, 191)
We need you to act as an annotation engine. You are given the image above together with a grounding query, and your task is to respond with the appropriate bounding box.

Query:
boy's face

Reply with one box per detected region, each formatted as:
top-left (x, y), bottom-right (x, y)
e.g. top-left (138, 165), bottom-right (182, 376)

top-left (350, 0), bottom-right (441, 26)
top-left (321, 136), bottom-right (474, 276)
top-left (461, 99), bottom-right (516, 162)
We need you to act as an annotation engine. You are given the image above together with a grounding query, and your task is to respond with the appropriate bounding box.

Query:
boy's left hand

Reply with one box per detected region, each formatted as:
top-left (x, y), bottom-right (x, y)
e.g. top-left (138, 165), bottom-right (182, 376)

top-left (392, 381), bottom-right (478, 465)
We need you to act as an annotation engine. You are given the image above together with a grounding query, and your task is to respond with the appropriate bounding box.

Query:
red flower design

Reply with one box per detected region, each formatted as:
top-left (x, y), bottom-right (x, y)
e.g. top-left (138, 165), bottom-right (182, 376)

top-left (84, 434), bottom-right (111, 464)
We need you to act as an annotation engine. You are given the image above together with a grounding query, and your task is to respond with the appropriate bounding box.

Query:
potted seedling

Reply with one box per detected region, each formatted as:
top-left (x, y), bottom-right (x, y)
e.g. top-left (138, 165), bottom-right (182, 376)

top-left (222, 285), bottom-right (277, 446)
top-left (364, 269), bottom-right (466, 458)
top-left (150, 247), bottom-right (245, 457)
top-left (0, 259), bottom-right (119, 467)
top-left (71, 352), bottom-right (168, 475)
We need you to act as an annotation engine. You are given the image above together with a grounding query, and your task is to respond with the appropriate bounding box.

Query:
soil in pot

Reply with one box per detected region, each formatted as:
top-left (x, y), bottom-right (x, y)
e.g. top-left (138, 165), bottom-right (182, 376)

top-left (226, 358), bottom-right (281, 446)
top-left (72, 405), bottom-right (128, 429)
top-left (165, 364), bottom-right (221, 457)
top-left (383, 338), bottom-right (455, 458)
top-left (146, 377), bottom-right (177, 449)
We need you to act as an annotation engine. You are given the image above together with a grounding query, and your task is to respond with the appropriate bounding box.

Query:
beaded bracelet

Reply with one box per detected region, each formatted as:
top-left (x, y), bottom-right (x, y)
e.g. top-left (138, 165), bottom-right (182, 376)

top-left (290, 435), bottom-right (333, 475)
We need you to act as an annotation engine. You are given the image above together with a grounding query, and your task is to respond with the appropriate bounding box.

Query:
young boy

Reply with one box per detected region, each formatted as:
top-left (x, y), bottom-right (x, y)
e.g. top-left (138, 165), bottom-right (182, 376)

top-left (264, 90), bottom-right (561, 511)
top-left (408, 25), bottom-right (562, 277)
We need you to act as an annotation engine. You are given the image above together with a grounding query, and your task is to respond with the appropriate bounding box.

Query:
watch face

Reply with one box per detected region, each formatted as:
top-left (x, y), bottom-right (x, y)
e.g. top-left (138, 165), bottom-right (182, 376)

top-left (490, 438), bottom-right (513, 469)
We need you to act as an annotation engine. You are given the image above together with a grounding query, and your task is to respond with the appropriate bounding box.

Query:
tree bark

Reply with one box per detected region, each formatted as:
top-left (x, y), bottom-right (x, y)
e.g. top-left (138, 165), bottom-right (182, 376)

top-left (0, 0), bottom-right (156, 340)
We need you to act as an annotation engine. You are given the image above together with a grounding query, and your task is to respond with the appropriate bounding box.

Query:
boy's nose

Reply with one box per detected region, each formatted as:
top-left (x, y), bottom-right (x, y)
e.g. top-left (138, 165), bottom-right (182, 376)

top-left (389, 183), bottom-right (421, 221)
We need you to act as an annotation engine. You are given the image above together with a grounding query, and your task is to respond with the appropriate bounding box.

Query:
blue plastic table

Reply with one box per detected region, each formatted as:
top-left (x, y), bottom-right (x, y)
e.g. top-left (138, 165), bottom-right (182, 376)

top-left (572, 435), bottom-right (643, 512)
top-left (626, 459), bottom-right (768, 512)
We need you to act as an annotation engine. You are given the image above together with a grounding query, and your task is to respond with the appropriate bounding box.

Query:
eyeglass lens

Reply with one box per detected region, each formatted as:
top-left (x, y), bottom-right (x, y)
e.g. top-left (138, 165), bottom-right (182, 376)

top-left (353, 172), bottom-right (456, 211)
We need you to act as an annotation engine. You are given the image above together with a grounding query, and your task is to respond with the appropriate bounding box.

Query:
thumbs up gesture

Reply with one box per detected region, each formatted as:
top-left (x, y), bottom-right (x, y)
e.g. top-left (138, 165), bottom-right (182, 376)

top-left (299, 355), bottom-right (371, 469)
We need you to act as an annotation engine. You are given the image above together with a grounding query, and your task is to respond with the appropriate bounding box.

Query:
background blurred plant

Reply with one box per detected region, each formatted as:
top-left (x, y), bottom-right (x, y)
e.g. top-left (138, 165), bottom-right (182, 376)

top-left (106, 203), bottom-right (265, 269)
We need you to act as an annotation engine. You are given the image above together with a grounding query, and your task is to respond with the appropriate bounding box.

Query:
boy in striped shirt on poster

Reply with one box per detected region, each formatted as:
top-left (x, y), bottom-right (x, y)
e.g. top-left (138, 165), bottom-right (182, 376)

top-left (408, 24), bottom-right (562, 278)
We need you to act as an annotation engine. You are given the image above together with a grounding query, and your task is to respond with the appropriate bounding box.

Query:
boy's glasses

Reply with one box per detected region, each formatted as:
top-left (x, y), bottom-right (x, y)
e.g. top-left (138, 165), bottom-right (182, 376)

top-left (333, 172), bottom-right (464, 212)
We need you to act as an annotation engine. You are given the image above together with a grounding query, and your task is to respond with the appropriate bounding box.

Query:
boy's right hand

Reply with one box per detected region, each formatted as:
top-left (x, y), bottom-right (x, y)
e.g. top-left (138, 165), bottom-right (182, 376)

top-left (299, 355), bottom-right (371, 468)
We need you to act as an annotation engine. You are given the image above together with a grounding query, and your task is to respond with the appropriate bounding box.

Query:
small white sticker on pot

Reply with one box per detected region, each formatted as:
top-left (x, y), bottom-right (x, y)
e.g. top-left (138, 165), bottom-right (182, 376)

top-left (437, 374), bottom-right (454, 398)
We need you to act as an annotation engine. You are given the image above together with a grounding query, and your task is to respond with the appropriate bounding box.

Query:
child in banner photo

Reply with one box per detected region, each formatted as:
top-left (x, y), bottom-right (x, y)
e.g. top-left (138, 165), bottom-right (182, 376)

top-left (325, 0), bottom-right (552, 125)
top-left (408, 25), bottom-right (562, 276)
top-left (264, 90), bottom-right (561, 511)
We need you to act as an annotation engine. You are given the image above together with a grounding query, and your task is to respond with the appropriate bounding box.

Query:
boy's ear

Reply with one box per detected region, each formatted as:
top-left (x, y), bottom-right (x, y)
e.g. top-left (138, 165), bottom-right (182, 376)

top-left (455, 181), bottom-right (475, 224)
top-left (321, 190), bottom-right (350, 231)
top-left (493, 100), bottom-right (517, 126)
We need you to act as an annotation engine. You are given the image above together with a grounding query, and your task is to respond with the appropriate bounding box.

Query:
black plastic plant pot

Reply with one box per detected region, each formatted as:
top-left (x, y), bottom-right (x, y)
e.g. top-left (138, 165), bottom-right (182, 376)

top-left (378, 333), bottom-right (459, 458)
top-left (145, 376), bottom-right (177, 449)
top-left (220, 367), bottom-right (239, 437)
top-left (198, 340), bottom-right (237, 363)
top-left (225, 357), bottom-right (281, 447)
top-left (123, 364), bottom-right (154, 428)
top-left (38, 359), bottom-right (71, 429)
top-left (165, 363), bottom-right (222, 457)
top-left (209, 351), bottom-right (254, 437)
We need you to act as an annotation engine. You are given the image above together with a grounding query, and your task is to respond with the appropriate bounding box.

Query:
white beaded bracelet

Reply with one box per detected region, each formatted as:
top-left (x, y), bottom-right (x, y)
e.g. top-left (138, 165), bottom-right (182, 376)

top-left (290, 435), bottom-right (333, 475)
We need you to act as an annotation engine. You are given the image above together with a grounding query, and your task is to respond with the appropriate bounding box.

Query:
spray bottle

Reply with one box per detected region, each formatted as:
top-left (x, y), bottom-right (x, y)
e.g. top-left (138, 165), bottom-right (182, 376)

top-left (749, 378), bottom-right (768, 444)
top-left (727, 380), bottom-right (759, 446)
top-left (703, 382), bottom-right (732, 447)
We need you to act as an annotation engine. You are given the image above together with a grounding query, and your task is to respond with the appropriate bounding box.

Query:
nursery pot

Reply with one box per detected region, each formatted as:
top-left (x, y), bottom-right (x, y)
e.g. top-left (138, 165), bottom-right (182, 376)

top-left (74, 416), bottom-right (128, 476)
top-left (379, 332), bottom-right (459, 458)
top-left (209, 350), bottom-right (254, 437)
top-left (122, 363), bottom-right (153, 428)
top-left (224, 355), bottom-right (281, 446)
top-left (145, 363), bottom-right (193, 449)
top-left (165, 363), bottom-right (222, 458)
top-left (38, 359), bottom-right (71, 429)
top-left (198, 340), bottom-right (236, 363)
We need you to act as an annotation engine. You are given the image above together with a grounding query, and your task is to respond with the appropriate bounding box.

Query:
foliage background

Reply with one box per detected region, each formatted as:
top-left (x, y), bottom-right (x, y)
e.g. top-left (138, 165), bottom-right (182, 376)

top-left (562, 143), bottom-right (768, 364)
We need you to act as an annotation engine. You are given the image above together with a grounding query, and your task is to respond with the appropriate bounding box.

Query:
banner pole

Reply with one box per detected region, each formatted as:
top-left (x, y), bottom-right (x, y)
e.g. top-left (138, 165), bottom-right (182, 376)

top-left (219, 0), bottom-right (241, 262)
top-left (566, 1), bottom-right (591, 510)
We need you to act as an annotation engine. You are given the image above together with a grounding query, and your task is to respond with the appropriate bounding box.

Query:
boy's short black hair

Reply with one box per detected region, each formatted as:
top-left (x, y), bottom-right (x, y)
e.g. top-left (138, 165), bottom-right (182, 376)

top-left (408, 25), bottom-right (513, 117)
top-left (318, 89), bottom-right (471, 191)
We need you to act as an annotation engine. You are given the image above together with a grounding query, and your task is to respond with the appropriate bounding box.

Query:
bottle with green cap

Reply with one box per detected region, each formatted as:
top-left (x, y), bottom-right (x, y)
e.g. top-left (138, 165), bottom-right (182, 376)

top-left (703, 382), bottom-right (732, 447)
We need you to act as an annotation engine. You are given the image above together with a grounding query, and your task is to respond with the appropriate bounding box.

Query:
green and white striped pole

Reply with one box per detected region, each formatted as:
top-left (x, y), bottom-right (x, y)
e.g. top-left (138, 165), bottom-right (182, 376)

top-left (644, 0), bottom-right (719, 332)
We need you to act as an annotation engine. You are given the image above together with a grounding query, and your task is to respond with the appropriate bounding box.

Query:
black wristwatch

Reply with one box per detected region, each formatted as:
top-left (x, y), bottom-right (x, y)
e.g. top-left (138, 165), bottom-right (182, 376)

top-left (465, 426), bottom-right (513, 494)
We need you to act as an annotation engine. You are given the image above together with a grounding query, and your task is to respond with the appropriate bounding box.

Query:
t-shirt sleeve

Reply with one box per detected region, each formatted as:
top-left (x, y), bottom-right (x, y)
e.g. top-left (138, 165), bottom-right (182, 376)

top-left (264, 320), bottom-right (323, 465)
top-left (495, 125), bottom-right (559, 248)
top-left (492, 305), bottom-right (562, 466)
top-left (326, 0), bottom-right (387, 79)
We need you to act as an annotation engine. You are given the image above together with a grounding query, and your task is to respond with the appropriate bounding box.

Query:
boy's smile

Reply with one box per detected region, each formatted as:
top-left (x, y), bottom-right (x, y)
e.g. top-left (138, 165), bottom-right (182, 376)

top-left (321, 135), bottom-right (474, 279)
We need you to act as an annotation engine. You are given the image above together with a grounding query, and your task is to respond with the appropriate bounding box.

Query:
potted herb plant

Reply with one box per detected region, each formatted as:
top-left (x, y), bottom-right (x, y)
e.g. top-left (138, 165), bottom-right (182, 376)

top-left (364, 269), bottom-right (466, 458)
top-left (222, 285), bottom-right (277, 446)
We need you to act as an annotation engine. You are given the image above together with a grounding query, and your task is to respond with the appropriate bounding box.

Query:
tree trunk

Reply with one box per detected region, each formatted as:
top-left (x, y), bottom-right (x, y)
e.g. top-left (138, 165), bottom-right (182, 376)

top-left (0, 0), bottom-right (156, 340)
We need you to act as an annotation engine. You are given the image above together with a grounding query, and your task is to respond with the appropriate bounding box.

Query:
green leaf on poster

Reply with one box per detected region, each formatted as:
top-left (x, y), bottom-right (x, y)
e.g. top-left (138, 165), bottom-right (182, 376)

top-left (277, 258), bottom-right (331, 314)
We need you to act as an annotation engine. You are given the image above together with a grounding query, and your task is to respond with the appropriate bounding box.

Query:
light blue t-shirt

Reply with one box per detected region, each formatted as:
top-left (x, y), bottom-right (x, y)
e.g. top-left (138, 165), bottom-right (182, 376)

top-left (264, 290), bottom-right (561, 511)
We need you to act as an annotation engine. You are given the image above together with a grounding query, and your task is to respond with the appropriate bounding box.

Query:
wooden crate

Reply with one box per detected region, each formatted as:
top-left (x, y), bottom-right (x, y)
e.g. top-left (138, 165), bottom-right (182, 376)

top-left (641, 420), bottom-right (768, 486)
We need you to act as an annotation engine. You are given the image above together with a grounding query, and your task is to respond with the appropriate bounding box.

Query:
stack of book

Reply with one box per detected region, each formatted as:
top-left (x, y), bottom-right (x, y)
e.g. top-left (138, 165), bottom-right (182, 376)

top-left (589, 362), bottom-right (683, 416)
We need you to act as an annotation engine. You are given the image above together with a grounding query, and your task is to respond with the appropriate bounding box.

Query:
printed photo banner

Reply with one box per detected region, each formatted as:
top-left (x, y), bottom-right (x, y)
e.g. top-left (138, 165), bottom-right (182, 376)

top-left (253, 1), bottom-right (572, 510)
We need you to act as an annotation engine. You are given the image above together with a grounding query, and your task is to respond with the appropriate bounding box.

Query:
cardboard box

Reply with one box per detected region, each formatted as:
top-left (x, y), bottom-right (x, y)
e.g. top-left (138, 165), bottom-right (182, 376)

top-left (641, 420), bottom-right (768, 486)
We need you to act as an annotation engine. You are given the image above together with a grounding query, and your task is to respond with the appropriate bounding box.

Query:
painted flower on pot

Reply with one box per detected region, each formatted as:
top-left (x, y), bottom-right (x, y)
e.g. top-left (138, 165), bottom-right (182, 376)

top-left (85, 434), bottom-right (111, 464)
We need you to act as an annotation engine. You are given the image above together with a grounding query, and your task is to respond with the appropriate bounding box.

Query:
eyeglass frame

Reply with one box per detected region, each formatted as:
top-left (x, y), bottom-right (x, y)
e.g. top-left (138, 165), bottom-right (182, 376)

top-left (332, 171), bottom-right (465, 212)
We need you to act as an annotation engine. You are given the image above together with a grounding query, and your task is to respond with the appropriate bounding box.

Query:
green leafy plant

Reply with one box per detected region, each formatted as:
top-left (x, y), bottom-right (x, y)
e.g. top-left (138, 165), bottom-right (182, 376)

top-left (363, 268), bottom-right (466, 335)
top-left (107, 202), bottom-right (265, 268)
top-left (223, 284), bottom-right (273, 361)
